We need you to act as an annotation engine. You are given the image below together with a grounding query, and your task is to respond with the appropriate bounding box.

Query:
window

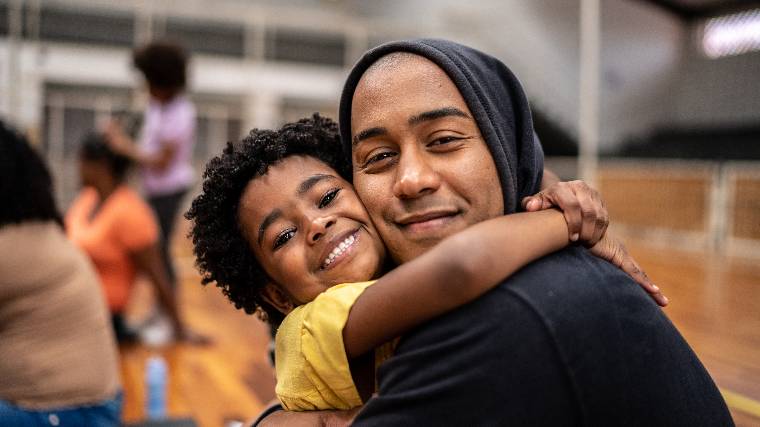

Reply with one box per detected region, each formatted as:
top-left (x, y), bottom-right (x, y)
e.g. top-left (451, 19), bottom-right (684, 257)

top-left (280, 97), bottom-right (338, 126)
top-left (265, 28), bottom-right (345, 66)
top-left (702, 9), bottom-right (760, 58)
top-left (42, 84), bottom-right (133, 208)
top-left (165, 18), bottom-right (245, 57)
top-left (38, 6), bottom-right (134, 47)
top-left (0, 3), bottom-right (8, 36)
top-left (192, 96), bottom-right (245, 164)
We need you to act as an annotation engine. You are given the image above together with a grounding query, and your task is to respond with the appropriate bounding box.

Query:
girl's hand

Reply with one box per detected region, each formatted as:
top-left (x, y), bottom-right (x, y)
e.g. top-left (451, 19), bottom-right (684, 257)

top-left (590, 233), bottom-right (669, 307)
top-left (522, 180), bottom-right (608, 245)
top-left (523, 180), bottom-right (668, 307)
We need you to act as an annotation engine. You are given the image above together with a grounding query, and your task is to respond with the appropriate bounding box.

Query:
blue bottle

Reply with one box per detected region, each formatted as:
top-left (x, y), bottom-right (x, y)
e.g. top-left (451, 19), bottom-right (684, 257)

top-left (145, 356), bottom-right (168, 419)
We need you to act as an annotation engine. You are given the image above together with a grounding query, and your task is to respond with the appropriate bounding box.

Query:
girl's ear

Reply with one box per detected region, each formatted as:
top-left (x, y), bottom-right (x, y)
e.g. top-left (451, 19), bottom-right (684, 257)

top-left (261, 283), bottom-right (295, 315)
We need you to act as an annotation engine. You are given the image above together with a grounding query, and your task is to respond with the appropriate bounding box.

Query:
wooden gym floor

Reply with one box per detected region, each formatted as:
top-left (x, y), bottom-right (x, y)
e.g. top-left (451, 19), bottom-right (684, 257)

top-left (119, 225), bottom-right (760, 427)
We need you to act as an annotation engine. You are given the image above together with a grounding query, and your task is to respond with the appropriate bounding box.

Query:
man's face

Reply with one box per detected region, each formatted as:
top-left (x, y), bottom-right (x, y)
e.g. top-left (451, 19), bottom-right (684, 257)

top-left (350, 54), bottom-right (504, 263)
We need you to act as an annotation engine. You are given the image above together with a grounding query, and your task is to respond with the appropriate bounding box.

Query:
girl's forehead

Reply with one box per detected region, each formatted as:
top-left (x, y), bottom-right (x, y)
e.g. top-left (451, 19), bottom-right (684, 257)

top-left (241, 156), bottom-right (343, 212)
top-left (280, 155), bottom-right (339, 176)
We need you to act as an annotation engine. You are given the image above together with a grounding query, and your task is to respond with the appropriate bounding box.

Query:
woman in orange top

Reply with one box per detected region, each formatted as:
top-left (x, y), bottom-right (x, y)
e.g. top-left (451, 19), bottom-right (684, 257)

top-left (66, 134), bottom-right (199, 343)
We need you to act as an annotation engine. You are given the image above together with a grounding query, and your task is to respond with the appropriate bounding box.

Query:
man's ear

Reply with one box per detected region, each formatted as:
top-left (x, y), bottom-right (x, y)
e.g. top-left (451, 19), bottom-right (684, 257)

top-left (261, 283), bottom-right (295, 315)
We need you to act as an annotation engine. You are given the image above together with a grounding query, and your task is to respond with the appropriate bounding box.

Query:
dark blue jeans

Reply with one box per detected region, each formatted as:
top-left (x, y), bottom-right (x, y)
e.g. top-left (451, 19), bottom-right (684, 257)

top-left (0, 392), bottom-right (122, 426)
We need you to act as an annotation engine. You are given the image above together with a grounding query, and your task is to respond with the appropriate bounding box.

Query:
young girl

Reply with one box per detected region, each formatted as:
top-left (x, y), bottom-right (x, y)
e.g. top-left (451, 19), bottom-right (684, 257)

top-left (187, 114), bottom-right (659, 411)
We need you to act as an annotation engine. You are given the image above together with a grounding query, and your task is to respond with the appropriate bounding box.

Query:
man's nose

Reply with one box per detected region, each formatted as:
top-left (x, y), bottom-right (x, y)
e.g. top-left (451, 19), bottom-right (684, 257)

top-left (307, 214), bottom-right (336, 243)
top-left (392, 149), bottom-right (441, 199)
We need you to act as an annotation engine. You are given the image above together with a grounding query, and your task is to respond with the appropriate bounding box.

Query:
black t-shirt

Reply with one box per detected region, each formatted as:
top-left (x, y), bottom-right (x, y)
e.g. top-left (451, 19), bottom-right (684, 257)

top-left (353, 247), bottom-right (733, 426)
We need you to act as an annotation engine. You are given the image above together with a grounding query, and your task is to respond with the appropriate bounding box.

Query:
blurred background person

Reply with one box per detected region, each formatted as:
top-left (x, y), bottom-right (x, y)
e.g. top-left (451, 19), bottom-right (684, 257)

top-left (105, 41), bottom-right (196, 299)
top-left (65, 133), bottom-right (202, 344)
top-left (0, 120), bottom-right (121, 426)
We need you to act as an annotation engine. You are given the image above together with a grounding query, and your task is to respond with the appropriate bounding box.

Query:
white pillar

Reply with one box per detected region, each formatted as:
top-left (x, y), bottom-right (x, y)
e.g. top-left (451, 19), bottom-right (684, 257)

top-left (707, 164), bottom-right (729, 253)
top-left (4, 0), bottom-right (23, 123)
top-left (134, 0), bottom-right (154, 45)
top-left (578, 0), bottom-right (601, 185)
top-left (244, 91), bottom-right (280, 132)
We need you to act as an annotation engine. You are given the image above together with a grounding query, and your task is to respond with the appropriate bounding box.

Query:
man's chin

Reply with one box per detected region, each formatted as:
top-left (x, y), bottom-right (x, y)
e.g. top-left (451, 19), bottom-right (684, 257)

top-left (390, 219), bottom-right (469, 262)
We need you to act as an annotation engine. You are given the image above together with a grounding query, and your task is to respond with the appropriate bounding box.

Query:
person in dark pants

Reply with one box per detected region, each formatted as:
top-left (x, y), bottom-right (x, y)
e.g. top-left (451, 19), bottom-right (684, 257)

top-left (257, 39), bottom-right (733, 426)
top-left (147, 188), bottom-right (188, 286)
top-left (105, 41), bottom-right (196, 289)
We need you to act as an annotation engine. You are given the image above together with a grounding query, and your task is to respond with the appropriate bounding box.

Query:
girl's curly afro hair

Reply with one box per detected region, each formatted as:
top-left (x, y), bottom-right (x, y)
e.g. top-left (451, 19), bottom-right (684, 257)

top-left (185, 113), bottom-right (349, 325)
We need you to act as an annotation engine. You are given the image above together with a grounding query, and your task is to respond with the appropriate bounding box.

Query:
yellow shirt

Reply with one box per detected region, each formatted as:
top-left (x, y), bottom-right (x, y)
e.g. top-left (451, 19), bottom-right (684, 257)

top-left (275, 281), bottom-right (395, 411)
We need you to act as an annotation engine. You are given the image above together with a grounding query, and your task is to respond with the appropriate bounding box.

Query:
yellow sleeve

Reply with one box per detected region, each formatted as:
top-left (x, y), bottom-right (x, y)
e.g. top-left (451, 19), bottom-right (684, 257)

top-left (275, 281), bottom-right (376, 411)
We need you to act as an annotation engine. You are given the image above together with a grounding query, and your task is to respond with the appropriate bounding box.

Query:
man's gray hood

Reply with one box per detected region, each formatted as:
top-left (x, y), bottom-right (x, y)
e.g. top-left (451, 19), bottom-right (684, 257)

top-left (338, 38), bottom-right (544, 214)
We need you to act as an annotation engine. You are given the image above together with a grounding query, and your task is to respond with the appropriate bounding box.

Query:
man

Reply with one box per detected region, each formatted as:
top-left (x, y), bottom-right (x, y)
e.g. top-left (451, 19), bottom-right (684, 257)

top-left (260, 39), bottom-right (732, 426)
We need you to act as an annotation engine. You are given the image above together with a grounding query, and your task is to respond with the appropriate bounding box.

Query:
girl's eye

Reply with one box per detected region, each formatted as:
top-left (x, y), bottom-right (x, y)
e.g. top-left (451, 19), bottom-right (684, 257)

top-left (273, 228), bottom-right (296, 250)
top-left (363, 151), bottom-right (397, 168)
top-left (319, 188), bottom-right (340, 209)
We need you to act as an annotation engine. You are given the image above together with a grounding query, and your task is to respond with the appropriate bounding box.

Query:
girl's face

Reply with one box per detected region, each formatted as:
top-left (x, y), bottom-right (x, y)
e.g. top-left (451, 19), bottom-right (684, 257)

top-left (238, 155), bottom-right (386, 311)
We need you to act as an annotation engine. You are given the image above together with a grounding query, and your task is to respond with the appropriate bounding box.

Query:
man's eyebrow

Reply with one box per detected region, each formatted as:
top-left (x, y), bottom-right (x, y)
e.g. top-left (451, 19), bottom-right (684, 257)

top-left (257, 208), bottom-right (282, 246)
top-left (352, 107), bottom-right (469, 146)
top-left (353, 127), bottom-right (387, 147)
top-left (297, 174), bottom-right (333, 195)
top-left (408, 107), bottom-right (470, 126)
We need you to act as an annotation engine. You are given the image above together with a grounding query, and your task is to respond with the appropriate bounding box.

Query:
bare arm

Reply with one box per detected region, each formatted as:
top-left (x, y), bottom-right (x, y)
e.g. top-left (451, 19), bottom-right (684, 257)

top-left (139, 143), bottom-right (176, 172)
top-left (131, 244), bottom-right (186, 335)
top-left (343, 209), bottom-right (569, 359)
top-left (131, 243), bottom-right (210, 345)
top-left (104, 121), bottom-right (176, 172)
top-left (521, 180), bottom-right (668, 306)
top-left (256, 406), bottom-right (360, 427)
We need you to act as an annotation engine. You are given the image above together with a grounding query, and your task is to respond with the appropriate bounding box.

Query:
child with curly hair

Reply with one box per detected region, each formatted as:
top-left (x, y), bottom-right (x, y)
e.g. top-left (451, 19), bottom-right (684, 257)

top-left (186, 114), bottom-right (659, 411)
